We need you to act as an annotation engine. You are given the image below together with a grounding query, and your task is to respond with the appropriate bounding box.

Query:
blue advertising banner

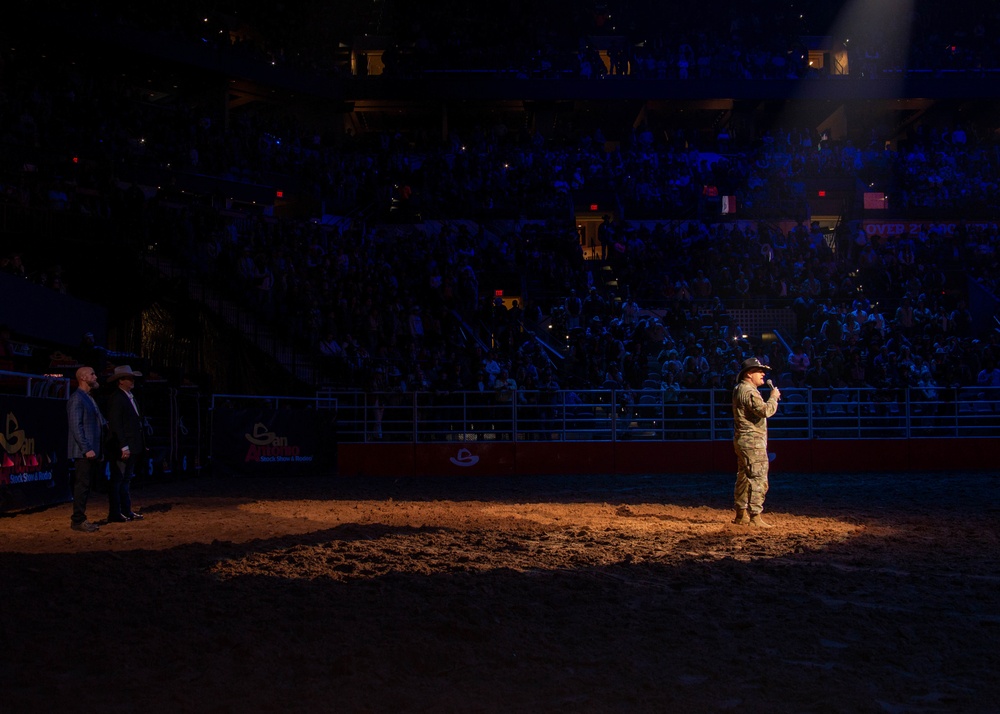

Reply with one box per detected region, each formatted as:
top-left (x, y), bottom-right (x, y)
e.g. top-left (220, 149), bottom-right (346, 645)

top-left (210, 408), bottom-right (337, 475)
top-left (0, 396), bottom-right (71, 512)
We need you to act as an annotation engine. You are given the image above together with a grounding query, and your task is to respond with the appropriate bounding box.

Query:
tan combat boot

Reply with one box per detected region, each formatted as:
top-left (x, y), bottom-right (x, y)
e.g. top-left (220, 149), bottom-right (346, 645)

top-left (749, 513), bottom-right (772, 528)
top-left (732, 508), bottom-right (750, 525)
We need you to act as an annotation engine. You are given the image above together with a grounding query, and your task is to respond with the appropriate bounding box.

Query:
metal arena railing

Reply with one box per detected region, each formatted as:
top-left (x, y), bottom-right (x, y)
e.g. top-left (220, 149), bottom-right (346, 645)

top-left (217, 385), bottom-right (1000, 444)
top-left (0, 370), bottom-right (70, 400)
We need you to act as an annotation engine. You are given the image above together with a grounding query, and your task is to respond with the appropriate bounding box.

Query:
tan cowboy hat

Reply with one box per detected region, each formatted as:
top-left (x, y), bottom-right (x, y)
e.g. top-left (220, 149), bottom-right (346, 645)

top-left (110, 365), bottom-right (143, 381)
top-left (737, 357), bottom-right (771, 382)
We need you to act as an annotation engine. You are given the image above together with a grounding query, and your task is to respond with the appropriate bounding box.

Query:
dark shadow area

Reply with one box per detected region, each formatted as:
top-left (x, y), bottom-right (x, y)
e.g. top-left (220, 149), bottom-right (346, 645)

top-left (144, 469), bottom-right (997, 517)
top-left (2, 468), bottom-right (999, 712)
top-left (2, 511), bottom-right (997, 713)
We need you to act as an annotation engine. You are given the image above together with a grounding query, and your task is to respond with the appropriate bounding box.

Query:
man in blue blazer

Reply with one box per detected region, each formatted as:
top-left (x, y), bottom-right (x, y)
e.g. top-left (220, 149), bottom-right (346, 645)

top-left (67, 365), bottom-right (106, 532)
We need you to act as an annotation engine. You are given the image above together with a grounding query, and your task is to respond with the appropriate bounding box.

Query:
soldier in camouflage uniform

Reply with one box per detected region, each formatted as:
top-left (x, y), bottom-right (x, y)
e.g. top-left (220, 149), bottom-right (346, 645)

top-left (732, 357), bottom-right (781, 527)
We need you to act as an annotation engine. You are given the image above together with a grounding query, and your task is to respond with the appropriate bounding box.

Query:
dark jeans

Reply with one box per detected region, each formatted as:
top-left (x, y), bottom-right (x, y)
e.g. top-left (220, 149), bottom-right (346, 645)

top-left (108, 456), bottom-right (137, 518)
top-left (71, 457), bottom-right (100, 524)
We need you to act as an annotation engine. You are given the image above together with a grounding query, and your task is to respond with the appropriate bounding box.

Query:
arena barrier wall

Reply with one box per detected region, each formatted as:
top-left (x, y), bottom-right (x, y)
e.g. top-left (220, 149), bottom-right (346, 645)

top-left (211, 389), bottom-right (1000, 477)
top-left (0, 388), bottom-right (71, 512)
top-left (210, 406), bottom-right (338, 475)
top-left (337, 437), bottom-right (997, 477)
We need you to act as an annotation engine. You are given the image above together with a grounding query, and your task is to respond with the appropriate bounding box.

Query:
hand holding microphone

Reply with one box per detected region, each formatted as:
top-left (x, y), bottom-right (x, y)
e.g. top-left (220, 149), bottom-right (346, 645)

top-left (766, 378), bottom-right (781, 401)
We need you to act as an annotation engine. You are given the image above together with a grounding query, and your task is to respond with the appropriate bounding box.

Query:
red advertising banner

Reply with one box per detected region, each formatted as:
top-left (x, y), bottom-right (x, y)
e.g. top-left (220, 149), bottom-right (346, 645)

top-left (210, 408), bottom-right (338, 475)
top-left (0, 396), bottom-right (71, 511)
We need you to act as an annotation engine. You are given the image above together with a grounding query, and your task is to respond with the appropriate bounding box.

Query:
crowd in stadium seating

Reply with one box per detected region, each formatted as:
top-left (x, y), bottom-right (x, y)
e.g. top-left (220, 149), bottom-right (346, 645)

top-left (5, 4), bottom-right (1000, 403)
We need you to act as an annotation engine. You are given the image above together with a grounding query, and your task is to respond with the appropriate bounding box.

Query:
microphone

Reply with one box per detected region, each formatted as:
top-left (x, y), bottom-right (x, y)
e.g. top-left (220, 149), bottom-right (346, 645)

top-left (766, 379), bottom-right (774, 388)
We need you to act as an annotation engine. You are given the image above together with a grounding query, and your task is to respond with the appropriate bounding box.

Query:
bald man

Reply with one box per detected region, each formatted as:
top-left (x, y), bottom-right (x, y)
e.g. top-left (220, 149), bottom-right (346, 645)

top-left (67, 366), bottom-right (106, 531)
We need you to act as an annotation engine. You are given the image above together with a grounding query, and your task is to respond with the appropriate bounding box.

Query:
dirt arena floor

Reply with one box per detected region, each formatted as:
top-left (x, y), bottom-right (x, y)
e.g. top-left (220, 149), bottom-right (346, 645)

top-left (2, 468), bottom-right (999, 714)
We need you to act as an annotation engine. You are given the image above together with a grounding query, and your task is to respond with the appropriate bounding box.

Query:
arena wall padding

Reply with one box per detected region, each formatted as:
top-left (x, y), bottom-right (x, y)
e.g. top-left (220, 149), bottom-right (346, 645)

top-left (0, 395), bottom-right (71, 512)
top-left (337, 438), bottom-right (997, 477)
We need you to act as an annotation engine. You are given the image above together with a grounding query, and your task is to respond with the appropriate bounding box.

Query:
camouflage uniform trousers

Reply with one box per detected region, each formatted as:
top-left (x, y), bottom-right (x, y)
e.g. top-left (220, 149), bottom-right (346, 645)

top-left (733, 443), bottom-right (769, 515)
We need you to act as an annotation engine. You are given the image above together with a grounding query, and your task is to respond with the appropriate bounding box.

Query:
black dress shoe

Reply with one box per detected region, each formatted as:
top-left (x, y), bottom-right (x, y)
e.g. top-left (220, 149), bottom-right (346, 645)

top-left (126, 512), bottom-right (144, 520)
top-left (107, 514), bottom-right (130, 523)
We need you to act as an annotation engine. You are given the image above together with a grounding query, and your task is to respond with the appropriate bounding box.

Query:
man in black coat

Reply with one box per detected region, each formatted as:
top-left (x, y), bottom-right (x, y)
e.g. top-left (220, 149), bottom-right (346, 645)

top-left (106, 365), bottom-right (146, 522)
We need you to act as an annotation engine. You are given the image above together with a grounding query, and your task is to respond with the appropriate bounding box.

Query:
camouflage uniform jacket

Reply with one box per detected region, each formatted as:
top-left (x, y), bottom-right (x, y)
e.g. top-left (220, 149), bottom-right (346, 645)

top-left (732, 380), bottom-right (779, 448)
